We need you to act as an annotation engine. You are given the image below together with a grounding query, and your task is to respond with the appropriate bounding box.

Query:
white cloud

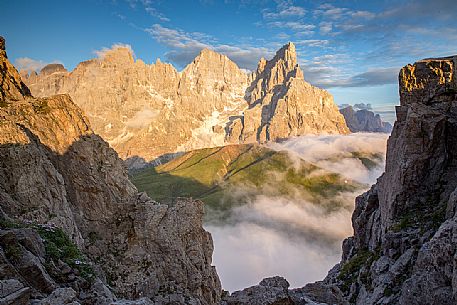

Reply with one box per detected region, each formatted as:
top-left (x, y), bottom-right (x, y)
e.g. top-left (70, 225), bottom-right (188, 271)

top-left (268, 133), bottom-right (388, 184)
top-left (94, 43), bottom-right (135, 58)
top-left (275, 32), bottom-right (290, 40)
top-left (207, 133), bottom-right (388, 292)
top-left (263, 5), bottom-right (306, 19)
top-left (14, 57), bottom-right (61, 72)
top-left (315, 4), bottom-right (375, 21)
top-left (208, 196), bottom-right (352, 291)
top-left (319, 21), bottom-right (333, 35)
top-left (295, 40), bottom-right (329, 47)
top-left (328, 67), bottom-right (399, 88)
top-left (126, 0), bottom-right (169, 21)
top-left (146, 24), bottom-right (273, 70)
top-left (267, 21), bottom-right (315, 34)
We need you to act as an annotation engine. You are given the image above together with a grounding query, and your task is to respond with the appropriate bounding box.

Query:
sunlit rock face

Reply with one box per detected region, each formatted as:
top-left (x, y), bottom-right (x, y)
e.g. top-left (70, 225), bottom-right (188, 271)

top-left (0, 37), bottom-right (221, 305)
top-left (23, 42), bottom-right (348, 161)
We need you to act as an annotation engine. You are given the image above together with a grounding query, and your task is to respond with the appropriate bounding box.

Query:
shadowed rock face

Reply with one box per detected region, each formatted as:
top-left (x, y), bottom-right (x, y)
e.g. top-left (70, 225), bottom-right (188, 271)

top-left (323, 55), bottom-right (457, 304)
top-left (0, 36), bottom-right (221, 305)
top-left (224, 56), bottom-right (457, 305)
top-left (340, 106), bottom-right (392, 133)
top-left (23, 42), bottom-right (348, 160)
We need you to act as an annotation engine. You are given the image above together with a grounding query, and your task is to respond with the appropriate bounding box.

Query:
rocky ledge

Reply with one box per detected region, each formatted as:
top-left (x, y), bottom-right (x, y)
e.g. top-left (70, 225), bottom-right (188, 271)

top-left (0, 36), bottom-right (220, 305)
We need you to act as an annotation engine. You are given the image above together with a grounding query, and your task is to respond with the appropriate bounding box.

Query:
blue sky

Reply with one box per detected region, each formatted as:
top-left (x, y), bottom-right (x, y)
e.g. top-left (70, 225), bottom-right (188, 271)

top-left (2, 0), bottom-right (456, 121)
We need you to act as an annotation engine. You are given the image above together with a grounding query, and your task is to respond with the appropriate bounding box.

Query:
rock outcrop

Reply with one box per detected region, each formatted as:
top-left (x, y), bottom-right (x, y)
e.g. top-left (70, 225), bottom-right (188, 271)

top-left (23, 42), bottom-right (348, 161)
top-left (340, 106), bottom-right (392, 133)
top-left (0, 36), bottom-right (221, 304)
top-left (323, 55), bottom-right (457, 304)
top-left (222, 277), bottom-right (345, 305)
top-left (225, 55), bottom-right (457, 305)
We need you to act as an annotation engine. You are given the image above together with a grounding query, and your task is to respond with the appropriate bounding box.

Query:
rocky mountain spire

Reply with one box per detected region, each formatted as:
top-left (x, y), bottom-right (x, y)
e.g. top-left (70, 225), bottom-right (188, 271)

top-left (0, 36), bottom-right (31, 101)
top-left (247, 42), bottom-right (303, 105)
top-left (0, 36), bottom-right (5, 51)
top-left (234, 42), bottom-right (347, 143)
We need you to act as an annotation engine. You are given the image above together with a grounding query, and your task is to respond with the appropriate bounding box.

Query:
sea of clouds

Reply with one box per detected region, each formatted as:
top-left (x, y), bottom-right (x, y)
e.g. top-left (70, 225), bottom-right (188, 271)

top-left (206, 133), bottom-right (389, 292)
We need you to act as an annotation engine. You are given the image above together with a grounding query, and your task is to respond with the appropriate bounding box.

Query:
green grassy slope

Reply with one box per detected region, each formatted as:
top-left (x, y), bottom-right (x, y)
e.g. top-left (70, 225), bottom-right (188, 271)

top-left (132, 144), bottom-right (368, 215)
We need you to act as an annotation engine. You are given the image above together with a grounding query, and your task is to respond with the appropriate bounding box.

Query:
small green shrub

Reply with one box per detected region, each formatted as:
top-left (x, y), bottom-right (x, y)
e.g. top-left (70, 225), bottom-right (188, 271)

top-left (0, 219), bottom-right (95, 282)
top-left (338, 248), bottom-right (380, 294)
top-left (4, 244), bottom-right (22, 262)
top-left (36, 225), bottom-right (95, 281)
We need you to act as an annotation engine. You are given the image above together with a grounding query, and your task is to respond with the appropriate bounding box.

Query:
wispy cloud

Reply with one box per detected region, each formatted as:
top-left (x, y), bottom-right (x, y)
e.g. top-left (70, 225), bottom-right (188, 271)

top-left (126, 0), bottom-right (169, 21)
top-left (262, 5), bottom-right (306, 19)
top-left (146, 24), bottom-right (273, 70)
top-left (14, 57), bottom-right (61, 72)
top-left (314, 3), bottom-right (375, 21)
top-left (322, 67), bottom-right (399, 88)
top-left (267, 21), bottom-right (315, 34)
top-left (295, 39), bottom-right (329, 47)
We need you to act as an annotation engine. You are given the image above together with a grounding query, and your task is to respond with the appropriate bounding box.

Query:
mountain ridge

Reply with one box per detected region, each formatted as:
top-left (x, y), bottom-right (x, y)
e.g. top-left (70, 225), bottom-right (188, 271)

top-left (22, 42), bottom-right (349, 161)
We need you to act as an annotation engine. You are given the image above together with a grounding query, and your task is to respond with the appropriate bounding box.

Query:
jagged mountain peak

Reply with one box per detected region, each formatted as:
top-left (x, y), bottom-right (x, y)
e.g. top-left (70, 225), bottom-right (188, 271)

top-left (97, 45), bottom-right (135, 65)
top-left (0, 36), bottom-right (31, 101)
top-left (182, 47), bottom-right (247, 87)
top-left (40, 63), bottom-right (68, 75)
top-left (275, 41), bottom-right (297, 63)
top-left (185, 47), bottom-right (239, 70)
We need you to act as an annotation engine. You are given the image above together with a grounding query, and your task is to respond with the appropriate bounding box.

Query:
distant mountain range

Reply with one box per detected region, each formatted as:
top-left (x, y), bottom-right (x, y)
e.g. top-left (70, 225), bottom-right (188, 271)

top-left (22, 42), bottom-right (348, 161)
top-left (339, 105), bottom-right (393, 133)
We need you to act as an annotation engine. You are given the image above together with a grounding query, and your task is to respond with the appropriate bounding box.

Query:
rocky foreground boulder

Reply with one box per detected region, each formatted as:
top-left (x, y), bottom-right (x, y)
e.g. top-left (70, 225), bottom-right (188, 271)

top-left (22, 42), bottom-right (348, 161)
top-left (225, 56), bottom-right (457, 304)
top-left (0, 37), bottom-right (220, 305)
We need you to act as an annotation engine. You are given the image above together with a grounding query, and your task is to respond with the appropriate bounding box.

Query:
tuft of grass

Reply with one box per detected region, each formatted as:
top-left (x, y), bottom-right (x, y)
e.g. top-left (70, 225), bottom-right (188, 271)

top-left (390, 202), bottom-right (446, 234)
top-left (36, 225), bottom-right (95, 281)
top-left (4, 244), bottom-right (22, 262)
top-left (0, 219), bottom-right (95, 281)
top-left (337, 248), bottom-right (380, 294)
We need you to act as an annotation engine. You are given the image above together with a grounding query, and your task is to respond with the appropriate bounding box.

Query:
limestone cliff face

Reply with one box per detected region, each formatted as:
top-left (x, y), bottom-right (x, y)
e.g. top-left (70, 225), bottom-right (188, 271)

top-left (0, 38), bottom-right (221, 305)
top-left (340, 106), bottom-right (392, 133)
top-left (322, 55), bottom-right (457, 304)
top-left (23, 42), bottom-right (348, 161)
